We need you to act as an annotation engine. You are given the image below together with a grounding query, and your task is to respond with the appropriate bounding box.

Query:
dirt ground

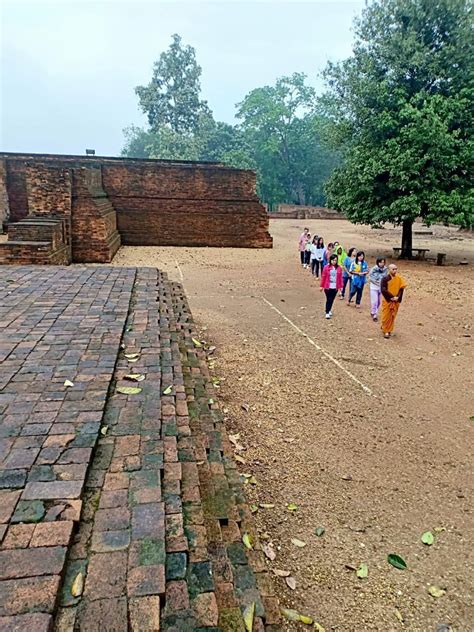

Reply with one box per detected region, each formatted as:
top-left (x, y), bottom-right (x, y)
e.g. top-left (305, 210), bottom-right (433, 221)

top-left (111, 219), bottom-right (473, 631)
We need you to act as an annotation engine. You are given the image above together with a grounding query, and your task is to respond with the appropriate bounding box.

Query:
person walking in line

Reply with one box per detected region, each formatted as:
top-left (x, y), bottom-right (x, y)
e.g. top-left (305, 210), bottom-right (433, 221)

top-left (369, 257), bottom-right (388, 321)
top-left (310, 236), bottom-right (320, 276)
top-left (341, 247), bottom-right (356, 300)
top-left (348, 251), bottom-right (368, 308)
top-left (304, 233), bottom-right (312, 268)
top-left (320, 253), bottom-right (343, 319)
top-left (323, 242), bottom-right (334, 267)
top-left (381, 264), bottom-right (407, 338)
top-left (312, 237), bottom-right (325, 278)
top-left (298, 227), bottom-right (309, 267)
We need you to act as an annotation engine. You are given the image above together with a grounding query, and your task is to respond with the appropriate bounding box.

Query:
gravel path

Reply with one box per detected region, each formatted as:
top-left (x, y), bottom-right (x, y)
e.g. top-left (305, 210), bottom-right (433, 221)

top-left (108, 219), bottom-right (474, 631)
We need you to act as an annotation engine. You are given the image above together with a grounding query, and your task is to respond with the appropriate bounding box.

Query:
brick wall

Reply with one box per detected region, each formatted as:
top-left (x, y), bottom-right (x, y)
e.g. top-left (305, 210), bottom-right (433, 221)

top-left (0, 153), bottom-right (273, 254)
top-left (0, 160), bottom-right (10, 229)
top-left (25, 164), bottom-right (72, 216)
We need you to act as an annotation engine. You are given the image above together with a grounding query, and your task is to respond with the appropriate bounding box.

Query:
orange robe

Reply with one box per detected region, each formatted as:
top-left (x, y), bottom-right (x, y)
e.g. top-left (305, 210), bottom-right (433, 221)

top-left (381, 274), bottom-right (407, 334)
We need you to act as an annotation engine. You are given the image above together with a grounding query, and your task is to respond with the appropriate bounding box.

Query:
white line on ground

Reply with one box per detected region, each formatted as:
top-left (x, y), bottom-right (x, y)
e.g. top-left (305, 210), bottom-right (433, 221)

top-left (175, 260), bottom-right (184, 282)
top-left (261, 297), bottom-right (374, 396)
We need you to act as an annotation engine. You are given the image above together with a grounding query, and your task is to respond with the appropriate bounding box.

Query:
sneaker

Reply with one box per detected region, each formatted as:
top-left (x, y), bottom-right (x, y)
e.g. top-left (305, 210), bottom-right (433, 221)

top-left (325, 313), bottom-right (331, 319)
top-left (329, 311), bottom-right (333, 316)
top-left (339, 295), bottom-right (345, 300)
top-left (372, 315), bottom-right (378, 322)
top-left (384, 332), bottom-right (390, 339)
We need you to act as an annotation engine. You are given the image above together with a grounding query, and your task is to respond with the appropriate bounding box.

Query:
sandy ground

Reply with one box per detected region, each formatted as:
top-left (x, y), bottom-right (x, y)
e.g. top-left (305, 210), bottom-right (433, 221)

top-left (110, 219), bottom-right (473, 631)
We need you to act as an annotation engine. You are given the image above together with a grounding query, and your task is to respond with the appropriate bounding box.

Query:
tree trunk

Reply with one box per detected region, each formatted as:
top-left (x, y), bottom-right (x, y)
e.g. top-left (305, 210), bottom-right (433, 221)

top-left (400, 219), bottom-right (413, 259)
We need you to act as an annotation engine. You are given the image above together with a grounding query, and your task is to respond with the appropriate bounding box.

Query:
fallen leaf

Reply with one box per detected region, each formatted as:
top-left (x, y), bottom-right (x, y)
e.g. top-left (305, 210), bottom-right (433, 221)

top-left (250, 504), bottom-right (258, 514)
top-left (421, 531), bottom-right (434, 545)
top-left (207, 345), bottom-right (216, 354)
top-left (243, 602), bottom-right (255, 632)
top-left (387, 553), bottom-right (407, 570)
top-left (208, 398), bottom-right (214, 404)
top-left (259, 503), bottom-right (275, 509)
top-left (242, 533), bottom-right (253, 550)
top-left (162, 386), bottom-right (172, 395)
top-left (192, 337), bottom-right (202, 348)
top-left (299, 614), bottom-right (313, 625)
top-left (314, 527), bottom-right (325, 537)
top-left (71, 572), bottom-right (84, 597)
top-left (356, 563), bottom-right (369, 578)
top-left (235, 455), bottom-right (246, 464)
top-left (241, 403), bottom-right (250, 412)
top-left (246, 476), bottom-right (257, 485)
top-left (428, 585), bottom-right (446, 599)
top-left (64, 380), bottom-right (74, 388)
top-left (273, 569), bottom-right (291, 577)
top-left (291, 538), bottom-right (306, 548)
top-left (116, 386), bottom-right (142, 395)
top-left (287, 503), bottom-right (298, 512)
top-left (433, 526), bottom-right (446, 533)
top-left (262, 544), bottom-right (276, 561)
top-left (286, 576), bottom-right (297, 590)
top-left (281, 608), bottom-right (300, 622)
top-left (313, 623), bottom-right (326, 632)
top-left (124, 352), bottom-right (140, 359)
top-left (100, 426), bottom-right (108, 436)
top-left (394, 609), bottom-right (404, 624)
top-left (124, 374), bottom-right (145, 382)
top-left (211, 377), bottom-right (221, 386)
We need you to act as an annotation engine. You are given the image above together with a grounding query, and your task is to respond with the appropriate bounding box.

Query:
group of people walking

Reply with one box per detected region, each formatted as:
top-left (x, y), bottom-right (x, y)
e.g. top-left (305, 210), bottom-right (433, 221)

top-left (298, 227), bottom-right (407, 338)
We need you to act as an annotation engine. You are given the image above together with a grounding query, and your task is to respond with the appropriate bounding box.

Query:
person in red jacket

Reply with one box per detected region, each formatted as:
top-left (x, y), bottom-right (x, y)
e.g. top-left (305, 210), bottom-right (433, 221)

top-left (320, 254), bottom-right (343, 319)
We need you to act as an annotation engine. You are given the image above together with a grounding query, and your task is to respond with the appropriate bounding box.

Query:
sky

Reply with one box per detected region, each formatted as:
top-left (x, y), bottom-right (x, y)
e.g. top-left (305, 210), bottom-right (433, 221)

top-left (1, 0), bottom-right (364, 157)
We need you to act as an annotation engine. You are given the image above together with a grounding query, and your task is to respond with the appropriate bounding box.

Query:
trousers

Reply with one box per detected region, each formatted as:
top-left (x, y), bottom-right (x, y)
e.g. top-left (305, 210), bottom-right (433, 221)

top-left (370, 286), bottom-right (382, 315)
top-left (324, 288), bottom-right (338, 314)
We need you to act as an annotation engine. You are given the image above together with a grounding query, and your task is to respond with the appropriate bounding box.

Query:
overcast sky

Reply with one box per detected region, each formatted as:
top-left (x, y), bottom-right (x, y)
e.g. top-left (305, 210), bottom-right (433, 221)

top-left (1, 0), bottom-right (364, 157)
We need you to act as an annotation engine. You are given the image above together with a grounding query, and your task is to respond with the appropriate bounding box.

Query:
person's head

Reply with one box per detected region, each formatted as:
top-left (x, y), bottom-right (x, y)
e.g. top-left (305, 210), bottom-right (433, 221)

top-left (376, 257), bottom-right (386, 268)
top-left (303, 227), bottom-right (309, 234)
top-left (356, 250), bottom-right (365, 262)
top-left (307, 233), bottom-right (311, 240)
top-left (312, 236), bottom-right (318, 244)
top-left (334, 241), bottom-right (339, 248)
top-left (329, 254), bottom-right (338, 266)
top-left (336, 246), bottom-right (343, 255)
top-left (388, 263), bottom-right (398, 276)
top-left (317, 237), bottom-right (324, 248)
top-left (327, 242), bottom-right (334, 251)
top-left (348, 247), bottom-right (357, 258)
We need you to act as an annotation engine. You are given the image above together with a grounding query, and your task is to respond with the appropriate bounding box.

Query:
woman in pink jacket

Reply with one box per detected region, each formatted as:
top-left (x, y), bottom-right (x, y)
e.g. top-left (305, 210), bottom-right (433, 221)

top-left (320, 254), bottom-right (343, 319)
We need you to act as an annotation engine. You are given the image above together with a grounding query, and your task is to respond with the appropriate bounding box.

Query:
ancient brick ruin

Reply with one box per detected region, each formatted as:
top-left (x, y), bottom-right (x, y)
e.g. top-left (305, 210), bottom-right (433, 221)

top-left (0, 153), bottom-right (272, 264)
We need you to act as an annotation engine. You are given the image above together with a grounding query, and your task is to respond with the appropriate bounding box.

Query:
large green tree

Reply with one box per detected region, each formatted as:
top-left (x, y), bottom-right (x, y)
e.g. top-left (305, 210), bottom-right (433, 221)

top-left (237, 73), bottom-right (338, 206)
top-left (322, 0), bottom-right (473, 257)
top-left (135, 33), bottom-right (210, 134)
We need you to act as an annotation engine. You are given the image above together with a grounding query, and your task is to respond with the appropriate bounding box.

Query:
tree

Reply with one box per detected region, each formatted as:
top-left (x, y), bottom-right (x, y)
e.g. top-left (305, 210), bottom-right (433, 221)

top-left (237, 73), bottom-right (339, 206)
top-left (135, 33), bottom-right (210, 134)
top-left (322, 0), bottom-right (473, 257)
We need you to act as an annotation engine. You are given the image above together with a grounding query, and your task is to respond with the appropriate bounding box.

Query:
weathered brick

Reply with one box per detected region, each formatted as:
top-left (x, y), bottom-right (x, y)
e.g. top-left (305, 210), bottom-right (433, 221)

top-left (0, 547), bottom-right (66, 580)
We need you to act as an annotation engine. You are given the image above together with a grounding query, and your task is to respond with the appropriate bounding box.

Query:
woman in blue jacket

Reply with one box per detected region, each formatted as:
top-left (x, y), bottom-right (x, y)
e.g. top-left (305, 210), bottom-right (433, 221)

top-left (348, 251), bottom-right (368, 308)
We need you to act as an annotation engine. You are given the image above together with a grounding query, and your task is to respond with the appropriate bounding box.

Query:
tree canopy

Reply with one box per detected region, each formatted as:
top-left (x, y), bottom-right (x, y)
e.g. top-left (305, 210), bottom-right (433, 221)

top-left (321, 0), bottom-right (473, 255)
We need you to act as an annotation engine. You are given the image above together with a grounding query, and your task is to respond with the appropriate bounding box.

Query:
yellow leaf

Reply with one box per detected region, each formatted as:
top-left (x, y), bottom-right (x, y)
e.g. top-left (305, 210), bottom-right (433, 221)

top-left (299, 614), bottom-right (314, 625)
top-left (314, 623), bottom-right (326, 632)
top-left (71, 572), bottom-right (84, 597)
top-left (243, 602), bottom-right (255, 632)
top-left (281, 609), bottom-right (300, 622)
top-left (394, 609), bottom-right (404, 624)
top-left (64, 379), bottom-right (74, 388)
top-left (124, 374), bottom-right (145, 382)
top-left (117, 386), bottom-right (142, 395)
top-left (100, 426), bottom-right (108, 436)
top-left (242, 533), bottom-right (253, 550)
top-left (192, 338), bottom-right (202, 348)
top-left (259, 503), bottom-right (275, 509)
top-left (235, 455), bottom-right (246, 464)
top-left (124, 352), bottom-right (140, 359)
top-left (287, 503), bottom-right (298, 512)
top-left (162, 386), bottom-right (172, 395)
top-left (428, 585), bottom-right (446, 599)
top-left (250, 504), bottom-right (258, 514)
top-left (291, 538), bottom-right (306, 548)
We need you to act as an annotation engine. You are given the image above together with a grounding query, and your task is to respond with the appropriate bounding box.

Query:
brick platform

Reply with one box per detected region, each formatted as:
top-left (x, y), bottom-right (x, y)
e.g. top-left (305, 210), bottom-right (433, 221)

top-left (0, 267), bottom-right (280, 631)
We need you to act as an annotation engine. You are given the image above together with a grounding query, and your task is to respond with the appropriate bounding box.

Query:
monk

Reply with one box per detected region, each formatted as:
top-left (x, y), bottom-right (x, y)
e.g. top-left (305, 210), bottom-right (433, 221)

top-left (380, 264), bottom-right (407, 338)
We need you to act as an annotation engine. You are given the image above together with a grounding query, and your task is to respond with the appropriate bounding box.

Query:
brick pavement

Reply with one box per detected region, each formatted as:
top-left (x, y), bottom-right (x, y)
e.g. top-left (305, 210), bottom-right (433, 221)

top-left (0, 266), bottom-right (280, 631)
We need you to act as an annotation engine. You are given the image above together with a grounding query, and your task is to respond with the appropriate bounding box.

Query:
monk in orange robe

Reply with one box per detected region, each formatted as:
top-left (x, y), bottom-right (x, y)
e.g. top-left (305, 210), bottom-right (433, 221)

top-left (380, 264), bottom-right (407, 338)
